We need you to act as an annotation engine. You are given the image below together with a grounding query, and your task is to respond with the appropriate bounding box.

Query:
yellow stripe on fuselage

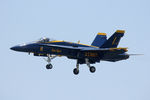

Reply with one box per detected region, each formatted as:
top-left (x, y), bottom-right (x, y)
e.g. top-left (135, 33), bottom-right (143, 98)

top-left (68, 41), bottom-right (99, 48)
top-left (46, 40), bottom-right (64, 43)
top-left (78, 43), bottom-right (99, 48)
top-left (46, 40), bottom-right (98, 48)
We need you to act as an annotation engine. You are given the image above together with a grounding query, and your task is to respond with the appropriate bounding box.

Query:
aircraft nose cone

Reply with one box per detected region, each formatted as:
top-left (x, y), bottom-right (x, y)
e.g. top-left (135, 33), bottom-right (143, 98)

top-left (10, 46), bottom-right (21, 51)
top-left (10, 47), bottom-right (14, 50)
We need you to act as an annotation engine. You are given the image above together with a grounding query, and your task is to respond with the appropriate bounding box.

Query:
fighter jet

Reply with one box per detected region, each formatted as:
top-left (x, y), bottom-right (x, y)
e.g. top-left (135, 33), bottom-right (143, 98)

top-left (10, 30), bottom-right (130, 75)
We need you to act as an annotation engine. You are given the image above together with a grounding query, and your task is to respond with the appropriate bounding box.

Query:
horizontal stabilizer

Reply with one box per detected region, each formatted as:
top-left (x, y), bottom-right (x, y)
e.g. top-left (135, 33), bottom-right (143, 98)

top-left (128, 54), bottom-right (144, 56)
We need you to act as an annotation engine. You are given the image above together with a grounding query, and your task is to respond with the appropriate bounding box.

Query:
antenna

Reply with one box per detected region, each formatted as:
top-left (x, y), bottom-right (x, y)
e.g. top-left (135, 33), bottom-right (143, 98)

top-left (78, 40), bottom-right (80, 44)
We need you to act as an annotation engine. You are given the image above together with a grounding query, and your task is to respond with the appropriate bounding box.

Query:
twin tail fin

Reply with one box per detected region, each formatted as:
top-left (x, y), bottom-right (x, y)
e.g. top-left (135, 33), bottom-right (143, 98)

top-left (101, 30), bottom-right (125, 48)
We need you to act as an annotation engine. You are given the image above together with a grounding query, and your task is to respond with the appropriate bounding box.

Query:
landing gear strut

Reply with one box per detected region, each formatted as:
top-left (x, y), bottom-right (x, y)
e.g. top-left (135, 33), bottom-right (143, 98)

top-left (85, 58), bottom-right (96, 73)
top-left (73, 62), bottom-right (79, 75)
top-left (73, 59), bottom-right (96, 75)
top-left (44, 54), bottom-right (57, 70)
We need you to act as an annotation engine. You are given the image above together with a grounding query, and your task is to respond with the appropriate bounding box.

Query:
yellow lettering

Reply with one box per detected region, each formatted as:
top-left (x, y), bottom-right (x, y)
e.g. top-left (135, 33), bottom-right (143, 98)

top-left (51, 48), bottom-right (62, 53)
top-left (85, 52), bottom-right (98, 57)
top-left (40, 47), bottom-right (43, 51)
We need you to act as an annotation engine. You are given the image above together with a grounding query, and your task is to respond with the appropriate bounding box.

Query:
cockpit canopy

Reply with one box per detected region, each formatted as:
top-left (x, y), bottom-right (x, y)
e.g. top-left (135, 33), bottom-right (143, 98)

top-left (36, 37), bottom-right (55, 43)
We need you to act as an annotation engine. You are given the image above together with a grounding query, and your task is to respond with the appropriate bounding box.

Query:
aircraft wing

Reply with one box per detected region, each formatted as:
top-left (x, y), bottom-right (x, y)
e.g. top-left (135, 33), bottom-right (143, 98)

top-left (81, 47), bottom-right (128, 54)
top-left (40, 44), bottom-right (127, 53)
top-left (81, 47), bottom-right (128, 51)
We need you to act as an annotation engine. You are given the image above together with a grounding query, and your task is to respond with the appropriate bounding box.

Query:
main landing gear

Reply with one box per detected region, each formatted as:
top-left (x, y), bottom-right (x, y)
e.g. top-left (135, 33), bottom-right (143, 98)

top-left (73, 59), bottom-right (96, 75)
top-left (85, 58), bottom-right (96, 73)
top-left (44, 54), bottom-right (57, 70)
top-left (73, 63), bottom-right (79, 75)
top-left (46, 64), bottom-right (53, 69)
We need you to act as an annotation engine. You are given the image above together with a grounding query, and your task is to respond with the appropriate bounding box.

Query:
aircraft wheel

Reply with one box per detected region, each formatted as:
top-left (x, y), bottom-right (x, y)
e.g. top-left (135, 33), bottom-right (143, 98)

top-left (46, 64), bottom-right (53, 69)
top-left (90, 66), bottom-right (96, 73)
top-left (73, 68), bottom-right (79, 75)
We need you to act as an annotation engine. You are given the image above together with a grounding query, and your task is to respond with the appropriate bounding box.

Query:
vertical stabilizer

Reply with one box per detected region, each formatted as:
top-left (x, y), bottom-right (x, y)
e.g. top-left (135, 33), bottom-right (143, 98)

top-left (91, 33), bottom-right (107, 47)
top-left (101, 30), bottom-right (125, 48)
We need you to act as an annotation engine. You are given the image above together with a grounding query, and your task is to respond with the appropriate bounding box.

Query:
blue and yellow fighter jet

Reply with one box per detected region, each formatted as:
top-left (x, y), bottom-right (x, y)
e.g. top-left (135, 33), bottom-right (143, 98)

top-left (10, 30), bottom-right (129, 75)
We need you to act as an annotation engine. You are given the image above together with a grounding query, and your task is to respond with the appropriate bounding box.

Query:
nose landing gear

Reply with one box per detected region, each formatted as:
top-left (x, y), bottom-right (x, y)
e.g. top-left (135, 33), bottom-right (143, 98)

top-left (44, 54), bottom-right (57, 70)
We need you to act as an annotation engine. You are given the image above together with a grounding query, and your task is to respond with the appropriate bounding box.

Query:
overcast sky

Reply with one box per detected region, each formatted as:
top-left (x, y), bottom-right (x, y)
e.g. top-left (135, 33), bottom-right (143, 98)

top-left (0, 0), bottom-right (150, 100)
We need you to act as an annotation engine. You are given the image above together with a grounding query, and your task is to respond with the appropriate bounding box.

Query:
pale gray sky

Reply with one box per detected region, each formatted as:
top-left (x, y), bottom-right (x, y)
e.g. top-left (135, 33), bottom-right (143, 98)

top-left (0, 0), bottom-right (150, 100)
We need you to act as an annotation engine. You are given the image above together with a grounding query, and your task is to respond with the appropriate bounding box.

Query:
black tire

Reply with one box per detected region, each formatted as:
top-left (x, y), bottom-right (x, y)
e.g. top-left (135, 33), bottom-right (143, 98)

top-left (46, 64), bottom-right (53, 69)
top-left (90, 66), bottom-right (96, 73)
top-left (73, 68), bottom-right (79, 75)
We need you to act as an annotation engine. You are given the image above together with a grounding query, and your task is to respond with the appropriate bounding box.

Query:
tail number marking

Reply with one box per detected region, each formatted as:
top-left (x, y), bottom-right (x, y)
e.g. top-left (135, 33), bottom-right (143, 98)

top-left (51, 48), bottom-right (62, 53)
top-left (85, 52), bottom-right (98, 57)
